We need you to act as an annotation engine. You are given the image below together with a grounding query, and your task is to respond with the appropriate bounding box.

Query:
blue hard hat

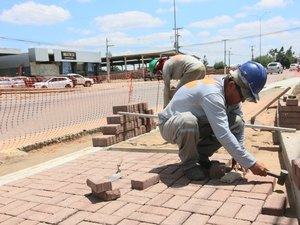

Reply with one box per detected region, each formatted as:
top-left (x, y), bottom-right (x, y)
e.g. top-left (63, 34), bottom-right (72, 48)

top-left (238, 61), bottom-right (267, 102)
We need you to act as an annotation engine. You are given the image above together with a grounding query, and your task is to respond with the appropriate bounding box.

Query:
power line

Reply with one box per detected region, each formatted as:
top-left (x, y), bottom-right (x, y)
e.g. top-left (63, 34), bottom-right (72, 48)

top-left (181, 26), bottom-right (300, 47)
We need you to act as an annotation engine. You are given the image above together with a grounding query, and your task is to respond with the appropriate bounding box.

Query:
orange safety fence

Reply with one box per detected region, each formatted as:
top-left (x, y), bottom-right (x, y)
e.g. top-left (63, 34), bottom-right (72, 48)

top-left (0, 77), bottom-right (165, 152)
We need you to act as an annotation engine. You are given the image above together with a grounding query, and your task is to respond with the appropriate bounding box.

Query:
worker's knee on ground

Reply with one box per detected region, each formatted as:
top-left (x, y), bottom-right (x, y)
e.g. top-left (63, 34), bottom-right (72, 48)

top-left (228, 114), bottom-right (244, 134)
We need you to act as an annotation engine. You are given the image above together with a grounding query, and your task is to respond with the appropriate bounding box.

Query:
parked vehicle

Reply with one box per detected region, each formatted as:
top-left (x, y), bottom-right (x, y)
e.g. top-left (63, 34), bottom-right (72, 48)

top-left (65, 73), bottom-right (94, 87)
top-left (0, 77), bottom-right (14, 88)
top-left (11, 76), bottom-right (27, 88)
top-left (289, 63), bottom-right (300, 72)
top-left (33, 77), bottom-right (73, 89)
top-left (267, 62), bottom-right (283, 74)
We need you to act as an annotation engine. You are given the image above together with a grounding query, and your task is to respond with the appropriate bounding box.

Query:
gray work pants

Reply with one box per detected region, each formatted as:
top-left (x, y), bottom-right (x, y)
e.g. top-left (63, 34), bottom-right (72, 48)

top-left (158, 112), bottom-right (244, 170)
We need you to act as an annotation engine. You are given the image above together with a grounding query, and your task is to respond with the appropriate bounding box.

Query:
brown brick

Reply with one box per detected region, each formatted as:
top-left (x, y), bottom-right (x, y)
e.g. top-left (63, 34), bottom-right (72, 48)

top-left (215, 202), bottom-right (242, 218)
top-left (131, 173), bottom-right (160, 190)
top-left (292, 159), bottom-right (300, 177)
top-left (262, 194), bottom-right (286, 216)
top-left (112, 105), bottom-right (131, 114)
top-left (107, 115), bottom-right (125, 124)
top-left (278, 100), bottom-right (300, 112)
top-left (86, 178), bottom-right (112, 193)
top-left (292, 172), bottom-right (300, 190)
top-left (286, 98), bottom-right (299, 106)
top-left (100, 124), bottom-right (123, 135)
top-left (92, 189), bottom-right (121, 201)
top-left (92, 135), bottom-right (116, 147)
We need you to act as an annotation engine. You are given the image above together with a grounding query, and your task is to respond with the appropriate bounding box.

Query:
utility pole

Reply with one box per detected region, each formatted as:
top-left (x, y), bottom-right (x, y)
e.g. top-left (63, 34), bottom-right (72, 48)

top-left (223, 39), bottom-right (227, 75)
top-left (250, 45), bottom-right (255, 60)
top-left (173, 0), bottom-right (182, 54)
top-left (228, 48), bottom-right (232, 69)
top-left (106, 38), bottom-right (114, 82)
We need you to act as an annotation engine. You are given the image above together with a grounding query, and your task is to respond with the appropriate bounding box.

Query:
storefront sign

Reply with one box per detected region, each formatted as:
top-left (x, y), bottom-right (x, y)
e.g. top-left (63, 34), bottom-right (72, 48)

top-left (61, 51), bottom-right (76, 60)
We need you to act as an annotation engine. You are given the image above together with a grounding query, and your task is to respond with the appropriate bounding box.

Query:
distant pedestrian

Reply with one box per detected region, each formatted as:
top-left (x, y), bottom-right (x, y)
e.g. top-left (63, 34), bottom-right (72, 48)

top-left (149, 54), bottom-right (206, 108)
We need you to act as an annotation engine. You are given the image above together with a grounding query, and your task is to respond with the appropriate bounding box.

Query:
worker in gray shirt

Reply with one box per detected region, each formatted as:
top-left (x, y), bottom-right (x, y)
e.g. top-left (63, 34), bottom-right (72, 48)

top-left (158, 61), bottom-right (269, 180)
top-left (149, 55), bottom-right (206, 108)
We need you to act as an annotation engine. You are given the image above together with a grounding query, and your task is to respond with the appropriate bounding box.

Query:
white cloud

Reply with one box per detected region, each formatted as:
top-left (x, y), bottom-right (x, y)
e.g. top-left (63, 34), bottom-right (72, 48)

top-left (0, 1), bottom-right (70, 25)
top-left (94, 11), bottom-right (165, 32)
top-left (245, 0), bottom-right (293, 10)
top-left (188, 15), bottom-right (234, 28)
top-left (67, 27), bottom-right (95, 35)
top-left (198, 31), bottom-right (210, 36)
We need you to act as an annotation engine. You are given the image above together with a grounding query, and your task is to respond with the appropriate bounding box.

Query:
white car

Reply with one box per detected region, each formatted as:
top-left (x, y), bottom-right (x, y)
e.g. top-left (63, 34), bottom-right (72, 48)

top-left (267, 62), bottom-right (283, 74)
top-left (65, 73), bottom-right (94, 87)
top-left (11, 77), bottom-right (27, 88)
top-left (0, 77), bottom-right (14, 88)
top-left (289, 63), bottom-right (300, 72)
top-left (33, 77), bottom-right (73, 89)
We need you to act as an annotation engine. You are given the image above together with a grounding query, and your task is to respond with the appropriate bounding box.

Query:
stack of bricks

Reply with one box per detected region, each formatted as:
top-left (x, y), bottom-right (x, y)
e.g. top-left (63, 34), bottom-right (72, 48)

top-left (277, 95), bottom-right (300, 130)
top-left (292, 159), bottom-right (300, 190)
top-left (86, 177), bottom-right (121, 201)
top-left (92, 102), bottom-right (156, 147)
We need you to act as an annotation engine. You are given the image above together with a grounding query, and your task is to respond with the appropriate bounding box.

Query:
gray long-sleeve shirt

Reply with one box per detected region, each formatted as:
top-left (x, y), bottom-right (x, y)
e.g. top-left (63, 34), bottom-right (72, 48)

top-left (158, 77), bottom-right (256, 169)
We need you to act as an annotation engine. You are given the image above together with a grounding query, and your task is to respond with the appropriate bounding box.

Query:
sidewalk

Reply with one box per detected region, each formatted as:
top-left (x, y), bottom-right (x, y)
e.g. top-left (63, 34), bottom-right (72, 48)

top-left (0, 79), bottom-right (299, 225)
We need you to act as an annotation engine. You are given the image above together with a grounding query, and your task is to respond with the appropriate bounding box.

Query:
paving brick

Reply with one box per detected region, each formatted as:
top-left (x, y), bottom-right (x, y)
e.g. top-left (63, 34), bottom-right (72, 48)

top-left (286, 98), bottom-right (299, 106)
top-left (0, 214), bottom-right (11, 223)
top-left (107, 114), bottom-right (125, 124)
top-left (112, 105), bottom-right (132, 114)
top-left (131, 173), bottom-right (160, 190)
top-left (59, 211), bottom-right (91, 225)
top-left (182, 213), bottom-right (210, 225)
top-left (100, 124), bottom-right (123, 135)
top-left (208, 215), bottom-right (251, 225)
top-left (161, 210), bottom-right (191, 225)
top-left (137, 205), bottom-right (174, 217)
top-left (113, 203), bottom-right (141, 217)
top-left (146, 193), bottom-right (173, 206)
top-left (87, 212), bottom-right (123, 224)
top-left (292, 159), bottom-right (300, 177)
top-left (193, 187), bottom-right (216, 199)
top-left (255, 214), bottom-right (299, 225)
top-left (0, 200), bottom-right (39, 216)
top-left (251, 183), bottom-right (273, 195)
top-left (86, 177), bottom-right (112, 193)
top-left (97, 200), bottom-right (126, 215)
top-left (215, 202), bottom-right (242, 218)
top-left (162, 195), bottom-right (189, 209)
top-left (262, 194), bottom-right (286, 216)
top-left (128, 212), bottom-right (166, 224)
top-left (230, 190), bottom-right (267, 200)
top-left (208, 189), bottom-right (232, 201)
top-left (227, 196), bottom-right (264, 207)
top-left (117, 219), bottom-right (139, 225)
top-left (179, 198), bottom-right (222, 215)
top-left (92, 189), bottom-right (121, 201)
top-left (44, 208), bottom-right (77, 224)
top-left (235, 205), bottom-right (261, 221)
top-left (92, 135), bottom-right (116, 147)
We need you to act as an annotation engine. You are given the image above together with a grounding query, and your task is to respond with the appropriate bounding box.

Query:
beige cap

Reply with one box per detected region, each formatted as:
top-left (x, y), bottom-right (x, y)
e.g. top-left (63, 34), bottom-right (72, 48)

top-left (229, 70), bottom-right (256, 102)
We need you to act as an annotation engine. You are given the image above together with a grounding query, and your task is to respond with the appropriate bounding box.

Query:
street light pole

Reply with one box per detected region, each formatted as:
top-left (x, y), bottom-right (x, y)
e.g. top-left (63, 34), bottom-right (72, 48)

top-left (258, 11), bottom-right (270, 60)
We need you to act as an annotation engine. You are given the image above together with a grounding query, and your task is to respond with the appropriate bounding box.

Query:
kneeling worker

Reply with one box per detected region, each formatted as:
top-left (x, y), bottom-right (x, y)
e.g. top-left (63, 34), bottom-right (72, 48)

top-left (158, 61), bottom-right (269, 180)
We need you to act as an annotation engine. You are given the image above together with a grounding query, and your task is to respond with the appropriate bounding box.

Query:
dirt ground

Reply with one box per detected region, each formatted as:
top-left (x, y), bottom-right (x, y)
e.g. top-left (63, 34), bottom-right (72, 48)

top-left (0, 87), bottom-right (299, 179)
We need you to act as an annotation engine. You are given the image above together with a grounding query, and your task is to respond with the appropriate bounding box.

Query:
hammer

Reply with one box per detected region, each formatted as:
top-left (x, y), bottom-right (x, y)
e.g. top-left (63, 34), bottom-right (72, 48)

top-left (266, 170), bottom-right (288, 185)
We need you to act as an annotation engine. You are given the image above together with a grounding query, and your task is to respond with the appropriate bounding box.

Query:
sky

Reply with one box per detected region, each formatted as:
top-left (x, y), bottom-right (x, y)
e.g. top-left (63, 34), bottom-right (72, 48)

top-left (0, 0), bottom-right (300, 66)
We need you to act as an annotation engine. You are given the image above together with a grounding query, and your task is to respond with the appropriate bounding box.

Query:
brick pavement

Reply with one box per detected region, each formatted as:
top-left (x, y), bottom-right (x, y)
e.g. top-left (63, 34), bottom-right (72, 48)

top-left (0, 149), bottom-right (298, 225)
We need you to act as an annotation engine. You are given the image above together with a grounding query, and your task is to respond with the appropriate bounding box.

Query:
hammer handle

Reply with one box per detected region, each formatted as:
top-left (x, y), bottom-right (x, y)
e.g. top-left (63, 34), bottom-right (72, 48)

top-left (266, 171), bottom-right (280, 178)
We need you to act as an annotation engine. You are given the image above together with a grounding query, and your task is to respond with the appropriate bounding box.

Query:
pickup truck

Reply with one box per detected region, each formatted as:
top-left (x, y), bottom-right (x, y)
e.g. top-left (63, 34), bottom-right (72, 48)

top-left (66, 73), bottom-right (94, 87)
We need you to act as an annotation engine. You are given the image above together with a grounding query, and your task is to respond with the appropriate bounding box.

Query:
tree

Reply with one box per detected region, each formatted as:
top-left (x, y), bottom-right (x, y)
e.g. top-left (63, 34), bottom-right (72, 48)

top-left (268, 46), bottom-right (297, 68)
top-left (253, 55), bottom-right (273, 67)
top-left (214, 61), bottom-right (225, 69)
